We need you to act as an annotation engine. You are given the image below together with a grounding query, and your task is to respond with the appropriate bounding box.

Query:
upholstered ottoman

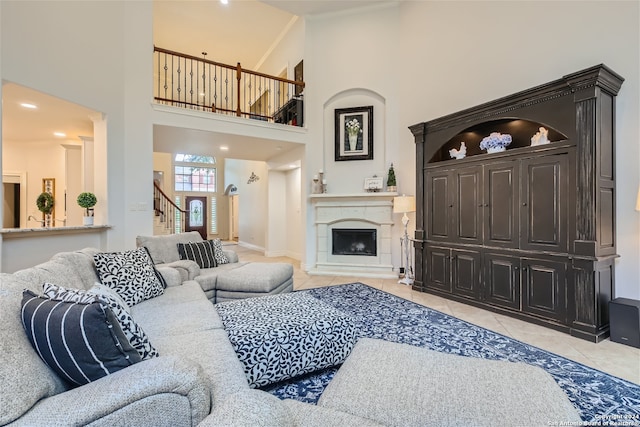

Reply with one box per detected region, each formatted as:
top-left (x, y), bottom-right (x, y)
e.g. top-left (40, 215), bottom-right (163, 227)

top-left (318, 338), bottom-right (581, 426)
top-left (216, 292), bottom-right (358, 388)
top-left (215, 262), bottom-right (293, 302)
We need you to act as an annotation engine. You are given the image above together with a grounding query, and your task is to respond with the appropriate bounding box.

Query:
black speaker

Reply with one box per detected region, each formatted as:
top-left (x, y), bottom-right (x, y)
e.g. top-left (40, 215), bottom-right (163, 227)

top-left (609, 298), bottom-right (640, 348)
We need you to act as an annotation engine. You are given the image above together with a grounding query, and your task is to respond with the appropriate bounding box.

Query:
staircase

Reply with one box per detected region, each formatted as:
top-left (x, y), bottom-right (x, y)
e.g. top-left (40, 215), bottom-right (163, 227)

top-left (154, 182), bottom-right (185, 235)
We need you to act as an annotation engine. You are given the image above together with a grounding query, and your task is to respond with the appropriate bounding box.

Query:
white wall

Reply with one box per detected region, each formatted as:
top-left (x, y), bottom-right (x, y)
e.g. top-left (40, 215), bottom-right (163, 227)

top-left (2, 140), bottom-right (66, 226)
top-left (256, 17), bottom-right (305, 82)
top-left (302, 3), bottom-right (406, 272)
top-left (1, 1), bottom-right (154, 265)
top-left (285, 166), bottom-right (303, 260)
top-left (397, 0), bottom-right (640, 299)
top-left (224, 159), bottom-right (268, 250)
top-left (298, 1), bottom-right (639, 297)
top-left (267, 171), bottom-right (287, 256)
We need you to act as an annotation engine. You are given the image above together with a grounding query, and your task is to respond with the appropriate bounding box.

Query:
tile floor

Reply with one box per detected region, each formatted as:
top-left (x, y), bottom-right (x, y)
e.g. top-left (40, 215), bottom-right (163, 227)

top-left (230, 243), bottom-right (640, 385)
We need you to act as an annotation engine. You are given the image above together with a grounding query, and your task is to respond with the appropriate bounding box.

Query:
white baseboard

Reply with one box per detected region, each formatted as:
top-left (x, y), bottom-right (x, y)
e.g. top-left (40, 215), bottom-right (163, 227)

top-left (237, 241), bottom-right (265, 253)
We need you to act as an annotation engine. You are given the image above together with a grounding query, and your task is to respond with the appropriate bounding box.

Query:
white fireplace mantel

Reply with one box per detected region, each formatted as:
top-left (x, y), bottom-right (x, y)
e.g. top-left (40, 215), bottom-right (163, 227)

top-left (308, 192), bottom-right (398, 279)
top-left (309, 192), bottom-right (398, 200)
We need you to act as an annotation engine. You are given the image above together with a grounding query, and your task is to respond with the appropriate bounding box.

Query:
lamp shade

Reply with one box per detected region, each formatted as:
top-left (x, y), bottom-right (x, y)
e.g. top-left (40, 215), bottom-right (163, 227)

top-left (636, 185), bottom-right (640, 211)
top-left (393, 195), bottom-right (416, 214)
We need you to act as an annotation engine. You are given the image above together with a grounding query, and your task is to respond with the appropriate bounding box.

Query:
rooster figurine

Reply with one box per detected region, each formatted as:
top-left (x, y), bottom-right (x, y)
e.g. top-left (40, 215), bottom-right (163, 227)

top-left (449, 141), bottom-right (467, 159)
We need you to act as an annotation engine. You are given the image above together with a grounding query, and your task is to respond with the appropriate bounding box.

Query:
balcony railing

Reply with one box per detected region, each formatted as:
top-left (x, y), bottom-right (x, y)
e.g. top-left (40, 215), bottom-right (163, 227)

top-left (154, 46), bottom-right (305, 126)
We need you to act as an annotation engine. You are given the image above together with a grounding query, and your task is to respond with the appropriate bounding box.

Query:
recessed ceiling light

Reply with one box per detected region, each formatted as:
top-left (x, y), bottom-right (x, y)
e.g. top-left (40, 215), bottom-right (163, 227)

top-left (53, 132), bottom-right (66, 137)
top-left (289, 164), bottom-right (297, 168)
top-left (220, 0), bottom-right (228, 4)
top-left (20, 103), bottom-right (37, 109)
top-left (220, 146), bottom-right (229, 151)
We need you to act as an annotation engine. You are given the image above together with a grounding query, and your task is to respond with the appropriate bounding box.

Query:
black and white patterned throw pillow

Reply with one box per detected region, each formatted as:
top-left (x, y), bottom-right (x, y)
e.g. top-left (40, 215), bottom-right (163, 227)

top-left (211, 238), bottom-right (229, 265)
top-left (21, 289), bottom-right (141, 386)
top-left (177, 240), bottom-right (218, 268)
top-left (93, 247), bottom-right (165, 306)
top-left (43, 283), bottom-right (159, 360)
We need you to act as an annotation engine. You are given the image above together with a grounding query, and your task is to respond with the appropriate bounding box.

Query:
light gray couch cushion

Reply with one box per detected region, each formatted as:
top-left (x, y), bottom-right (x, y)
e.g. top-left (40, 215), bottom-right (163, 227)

top-left (0, 273), bottom-right (68, 425)
top-left (283, 400), bottom-right (383, 427)
top-left (215, 277), bottom-right (293, 302)
top-left (199, 389), bottom-right (294, 427)
top-left (133, 284), bottom-right (224, 338)
top-left (194, 262), bottom-right (247, 293)
top-left (50, 248), bottom-right (101, 290)
top-left (318, 338), bottom-right (581, 427)
top-left (137, 231), bottom-right (203, 264)
top-left (216, 262), bottom-right (294, 293)
top-left (152, 329), bottom-right (250, 406)
top-left (14, 259), bottom-right (88, 292)
top-left (13, 356), bottom-right (210, 427)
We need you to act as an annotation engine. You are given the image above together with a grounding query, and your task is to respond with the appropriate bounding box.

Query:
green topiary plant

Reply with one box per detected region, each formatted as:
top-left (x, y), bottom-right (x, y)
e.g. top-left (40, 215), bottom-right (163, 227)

top-left (77, 192), bottom-right (97, 216)
top-left (387, 163), bottom-right (397, 188)
top-left (36, 192), bottom-right (55, 215)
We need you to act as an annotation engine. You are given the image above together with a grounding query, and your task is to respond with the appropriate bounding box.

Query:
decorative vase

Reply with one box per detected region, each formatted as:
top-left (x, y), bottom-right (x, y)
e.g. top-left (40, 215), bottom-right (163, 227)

top-left (348, 133), bottom-right (358, 151)
top-left (480, 132), bottom-right (512, 154)
top-left (387, 186), bottom-right (397, 193)
top-left (487, 146), bottom-right (506, 154)
top-left (83, 216), bottom-right (94, 226)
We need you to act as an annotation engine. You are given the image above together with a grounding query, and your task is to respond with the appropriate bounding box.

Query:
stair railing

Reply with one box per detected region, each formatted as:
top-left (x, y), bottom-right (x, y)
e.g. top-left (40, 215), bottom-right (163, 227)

top-left (154, 182), bottom-right (186, 234)
top-left (153, 46), bottom-right (305, 126)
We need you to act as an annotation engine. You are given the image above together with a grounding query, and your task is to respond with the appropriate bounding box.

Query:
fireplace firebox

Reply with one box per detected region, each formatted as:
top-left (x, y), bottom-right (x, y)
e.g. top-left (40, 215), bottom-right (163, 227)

top-left (332, 228), bottom-right (377, 256)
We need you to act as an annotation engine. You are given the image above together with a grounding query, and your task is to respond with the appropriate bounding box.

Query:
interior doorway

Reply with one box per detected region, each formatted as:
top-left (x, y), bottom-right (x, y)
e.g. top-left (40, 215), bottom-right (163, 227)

top-left (2, 183), bottom-right (20, 228)
top-left (2, 172), bottom-right (27, 228)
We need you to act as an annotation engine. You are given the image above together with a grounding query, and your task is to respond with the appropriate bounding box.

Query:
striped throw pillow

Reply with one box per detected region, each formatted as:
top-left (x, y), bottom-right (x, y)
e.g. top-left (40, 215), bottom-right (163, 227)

top-left (21, 290), bottom-right (141, 386)
top-left (177, 240), bottom-right (218, 268)
top-left (42, 283), bottom-right (159, 360)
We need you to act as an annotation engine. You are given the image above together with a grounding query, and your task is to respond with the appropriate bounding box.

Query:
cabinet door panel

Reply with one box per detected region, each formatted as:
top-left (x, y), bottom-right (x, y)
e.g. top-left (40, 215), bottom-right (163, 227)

top-left (522, 258), bottom-right (566, 322)
top-left (426, 170), bottom-right (451, 241)
top-left (483, 253), bottom-right (520, 310)
top-left (454, 167), bottom-right (482, 244)
top-left (521, 154), bottom-right (568, 252)
top-left (452, 249), bottom-right (481, 299)
top-left (484, 162), bottom-right (519, 248)
top-left (425, 246), bottom-right (451, 292)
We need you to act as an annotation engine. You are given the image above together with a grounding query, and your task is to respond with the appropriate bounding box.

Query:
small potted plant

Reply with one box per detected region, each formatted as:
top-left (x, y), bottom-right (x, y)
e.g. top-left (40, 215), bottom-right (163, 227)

top-left (36, 192), bottom-right (55, 227)
top-left (77, 192), bottom-right (97, 226)
top-left (386, 163), bottom-right (397, 193)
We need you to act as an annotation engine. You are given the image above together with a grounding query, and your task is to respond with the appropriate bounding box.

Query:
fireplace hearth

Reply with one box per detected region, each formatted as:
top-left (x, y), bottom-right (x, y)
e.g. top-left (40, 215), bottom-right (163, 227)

top-left (332, 228), bottom-right (377, 256)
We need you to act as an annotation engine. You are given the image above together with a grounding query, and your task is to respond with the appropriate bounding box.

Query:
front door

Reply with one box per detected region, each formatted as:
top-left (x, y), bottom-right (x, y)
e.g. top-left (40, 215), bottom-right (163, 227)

top-left (185, 196), bottom-right (207, 240)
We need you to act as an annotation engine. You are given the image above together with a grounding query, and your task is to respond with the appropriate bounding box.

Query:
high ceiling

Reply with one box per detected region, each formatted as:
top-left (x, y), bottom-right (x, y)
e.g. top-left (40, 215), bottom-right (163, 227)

top-left (2, 0), bottom-right (390, 162)
top-left (153, 0), bottom-right (296, 70)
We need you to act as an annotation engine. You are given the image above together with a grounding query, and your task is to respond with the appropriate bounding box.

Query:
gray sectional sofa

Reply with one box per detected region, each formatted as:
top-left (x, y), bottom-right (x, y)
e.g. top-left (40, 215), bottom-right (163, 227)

top-left (0, 247), bottom-right (581, 426)
top-left (136, 232), bottom-right (293, 303)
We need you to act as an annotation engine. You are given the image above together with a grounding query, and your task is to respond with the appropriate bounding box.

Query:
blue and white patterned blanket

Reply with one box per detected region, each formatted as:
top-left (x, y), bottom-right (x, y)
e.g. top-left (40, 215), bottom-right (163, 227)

top-left (263, 283), bottom-right (640, 422)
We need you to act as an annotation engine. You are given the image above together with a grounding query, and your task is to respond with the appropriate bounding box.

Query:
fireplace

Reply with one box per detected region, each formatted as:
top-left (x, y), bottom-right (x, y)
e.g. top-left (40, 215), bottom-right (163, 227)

top-left (332, 228), bottom-right (377, 256)
top-left (309, 193), bottom-right (396, 279)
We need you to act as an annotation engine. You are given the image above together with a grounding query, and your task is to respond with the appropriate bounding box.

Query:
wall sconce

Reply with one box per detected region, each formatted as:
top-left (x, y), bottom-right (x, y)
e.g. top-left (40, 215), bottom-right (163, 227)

top-left (247, 172), bottom-right (260, 184)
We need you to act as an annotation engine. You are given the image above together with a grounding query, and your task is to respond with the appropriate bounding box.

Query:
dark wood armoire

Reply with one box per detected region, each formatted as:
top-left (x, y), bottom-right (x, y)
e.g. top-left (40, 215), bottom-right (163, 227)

top-left (409, 64), bottom-right (624, 342)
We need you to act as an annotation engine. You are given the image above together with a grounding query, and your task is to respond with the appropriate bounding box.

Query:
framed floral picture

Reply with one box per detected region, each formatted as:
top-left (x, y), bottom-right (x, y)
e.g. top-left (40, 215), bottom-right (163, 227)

top-left (334, 106), bottom-right (373, 161)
